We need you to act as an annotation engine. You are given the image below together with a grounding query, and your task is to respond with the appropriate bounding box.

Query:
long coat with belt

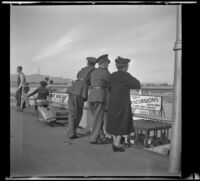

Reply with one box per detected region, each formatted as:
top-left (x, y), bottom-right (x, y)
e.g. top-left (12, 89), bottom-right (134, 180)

top-left (106, 71), bottom-right (141, 136)
top-left (87, 67), bottom-right (110, 104)
top-left (87, 67), bottom-right (110, 142)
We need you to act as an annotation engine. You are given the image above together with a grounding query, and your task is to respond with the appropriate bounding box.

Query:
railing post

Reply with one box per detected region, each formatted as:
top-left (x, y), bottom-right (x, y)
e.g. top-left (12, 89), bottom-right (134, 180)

top-left (168, 5), bottom-right (182, 174)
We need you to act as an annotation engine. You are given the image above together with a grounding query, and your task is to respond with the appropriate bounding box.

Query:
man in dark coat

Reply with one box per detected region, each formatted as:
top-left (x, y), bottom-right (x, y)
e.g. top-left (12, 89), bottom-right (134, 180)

top-left (88, 54), bottom-right (110, 144)
top-left (66, 57), bottom-right (97, 139)
top-left (106, 56), bottom-right (141, 152)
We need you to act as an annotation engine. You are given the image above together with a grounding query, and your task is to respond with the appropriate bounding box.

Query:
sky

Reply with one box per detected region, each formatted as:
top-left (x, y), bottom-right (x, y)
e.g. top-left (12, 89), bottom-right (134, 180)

top-left (10, 5), bottom-right (177, 84)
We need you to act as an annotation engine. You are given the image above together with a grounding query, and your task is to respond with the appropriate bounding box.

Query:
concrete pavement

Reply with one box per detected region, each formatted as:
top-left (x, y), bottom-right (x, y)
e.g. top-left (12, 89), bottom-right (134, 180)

top-left (10, 106), bottom-right (179, 178)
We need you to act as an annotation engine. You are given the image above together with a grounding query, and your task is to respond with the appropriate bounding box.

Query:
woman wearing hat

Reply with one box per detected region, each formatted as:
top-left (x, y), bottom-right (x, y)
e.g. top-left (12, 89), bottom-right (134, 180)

top-left (106, 56), bottom-right (141, 152)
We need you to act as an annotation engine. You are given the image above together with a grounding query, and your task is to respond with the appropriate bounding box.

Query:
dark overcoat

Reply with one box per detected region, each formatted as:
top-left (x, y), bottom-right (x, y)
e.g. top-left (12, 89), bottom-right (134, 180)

top-left (106, 71), bottom-right (141, 136)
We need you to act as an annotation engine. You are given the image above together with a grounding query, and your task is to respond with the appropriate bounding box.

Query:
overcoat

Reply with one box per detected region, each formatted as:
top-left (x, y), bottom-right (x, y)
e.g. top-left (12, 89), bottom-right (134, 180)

top-left (106, 71), bottom-right (141, 136)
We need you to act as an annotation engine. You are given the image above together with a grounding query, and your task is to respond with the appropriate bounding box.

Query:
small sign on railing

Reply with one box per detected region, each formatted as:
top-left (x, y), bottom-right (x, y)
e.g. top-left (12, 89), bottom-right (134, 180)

top-left (131, 95), bottom-right (162, 111)
top-left (51, 93), bottom-right (68, 104)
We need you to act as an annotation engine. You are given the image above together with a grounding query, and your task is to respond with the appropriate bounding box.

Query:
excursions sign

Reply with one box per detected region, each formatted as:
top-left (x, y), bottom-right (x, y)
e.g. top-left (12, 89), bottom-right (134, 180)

top-left (130, 95), bottom-right (162, 111)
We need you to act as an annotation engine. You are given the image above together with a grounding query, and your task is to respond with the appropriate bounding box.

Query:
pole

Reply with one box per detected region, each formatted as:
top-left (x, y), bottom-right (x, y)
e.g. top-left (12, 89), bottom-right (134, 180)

top-left (38, 67), bottom-right (40, 85)
top-left (168, 5), bottom-right (182, 174)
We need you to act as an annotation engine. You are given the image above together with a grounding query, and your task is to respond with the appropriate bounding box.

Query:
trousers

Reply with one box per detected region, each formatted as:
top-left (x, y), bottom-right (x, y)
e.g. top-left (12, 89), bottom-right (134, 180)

top-left (88, 102), bottom-right (105, 142)
top-left (15, 87), bottom-right (22, 107)
top-left (67, 94), bottom-right (84, 137)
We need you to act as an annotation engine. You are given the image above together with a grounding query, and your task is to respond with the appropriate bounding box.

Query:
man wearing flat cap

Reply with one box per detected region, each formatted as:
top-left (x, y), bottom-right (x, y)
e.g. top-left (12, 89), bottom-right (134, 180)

top-left (66, 57), bottom-right (97, 139)
top-left (106, 56), bottom-right (141, 152)
top-left (88, 54), bottom-right (111, 144)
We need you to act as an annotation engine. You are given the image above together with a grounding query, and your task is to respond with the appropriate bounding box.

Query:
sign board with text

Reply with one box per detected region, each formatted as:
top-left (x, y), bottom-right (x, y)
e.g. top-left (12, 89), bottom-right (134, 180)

top-left (133, 108), bottom-right (150, 120)
top-left (131, 95), bottom-right (162, 111)
top-left (51, 93), bottom-right (68, 105)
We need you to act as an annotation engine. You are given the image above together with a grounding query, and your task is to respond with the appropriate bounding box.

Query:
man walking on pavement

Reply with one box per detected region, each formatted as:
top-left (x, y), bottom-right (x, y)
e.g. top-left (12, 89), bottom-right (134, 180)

top-left (88, 54), bottom-right (111, 144)
top-left (15, 66), bottom-right (26, 111)
top-left (66, 57), bottom-right (97, 139)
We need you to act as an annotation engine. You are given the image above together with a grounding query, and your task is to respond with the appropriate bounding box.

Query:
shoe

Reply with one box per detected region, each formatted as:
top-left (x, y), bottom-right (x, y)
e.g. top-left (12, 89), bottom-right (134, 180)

top-left (100, 136), bottom-right (112, 144)
top-left (112, 144), bottom-right (117, 152)
top-left (116, 146), bottom-right (125, 152)
top-left (90, 141), bottom-right (97, 144)
top-left (96, 138), bottom-right (107, 144)
top-left (124, 142), bottom-right (131, 148)
top-left (47, 122), bottom-right (54, 127)
top-left (69, 134), bottom-right (80, 139)
top-left (112, 145), bottom-right (125, 152)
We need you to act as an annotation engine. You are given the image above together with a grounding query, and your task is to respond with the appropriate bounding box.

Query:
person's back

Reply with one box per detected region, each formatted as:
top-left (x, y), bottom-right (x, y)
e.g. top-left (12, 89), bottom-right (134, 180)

top-left (37, 86), bottom-right (49, 100)
top-left (90, 67), bottom-right (110, 87)
top-left (28, 81), bottom-right (49, 102)
top-left (108, 71), bottom-right (140, 98)
top-left (77, 66), bottom-right (95, 83)
top-left (68, 65), bottom-right (95, 100)
top-left (66, 57), bottom-right (97, 139)
top-left (106, 56), bottom-right (141, 152)
top-left (87, 54), bottom-right (111, 144)
top-left (88, 67), bottom-right (110, 104)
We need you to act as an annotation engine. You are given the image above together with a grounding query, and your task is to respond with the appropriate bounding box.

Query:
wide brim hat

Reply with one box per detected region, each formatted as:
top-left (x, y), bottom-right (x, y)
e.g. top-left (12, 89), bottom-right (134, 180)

top-left (86, 57), bottom-right (97, 64)
top-left (97, 54), bottom-right (110, 64)
top-left (115, 56), bottom-right (130, 64)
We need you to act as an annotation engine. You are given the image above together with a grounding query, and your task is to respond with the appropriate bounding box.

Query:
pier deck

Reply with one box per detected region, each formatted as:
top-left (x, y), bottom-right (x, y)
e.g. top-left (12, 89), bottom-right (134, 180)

top-left (10, 104), bottom-right (179, 178)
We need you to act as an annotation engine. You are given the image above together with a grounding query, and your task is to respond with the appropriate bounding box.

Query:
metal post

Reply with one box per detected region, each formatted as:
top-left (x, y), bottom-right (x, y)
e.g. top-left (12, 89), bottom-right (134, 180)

top-left (168, 5), bottom-right (182, 174)
top-left (38, 67), bottom-right (40, 84)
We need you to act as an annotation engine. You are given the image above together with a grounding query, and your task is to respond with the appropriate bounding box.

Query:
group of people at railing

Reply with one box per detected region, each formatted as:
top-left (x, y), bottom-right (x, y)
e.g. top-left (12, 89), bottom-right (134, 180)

top-left (65, 54), bottom-right (141, 152)
top-left (14, 54), bottom-right (141, 152)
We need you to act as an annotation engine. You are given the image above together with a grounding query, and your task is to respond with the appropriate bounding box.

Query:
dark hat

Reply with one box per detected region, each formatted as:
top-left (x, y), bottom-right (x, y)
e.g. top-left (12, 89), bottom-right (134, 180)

top-left (17, 66), bottom-right (23, 70)
top-left (45, 77), bottom-right (49, 81)
top-left (86, 57), bottom-right (97, 63)
top-left (115, 56), bottom-right (130, 64)
top-left (40, 81), bottom-right (47, 86)
top-left (97, 54), bottom-right (110, 64)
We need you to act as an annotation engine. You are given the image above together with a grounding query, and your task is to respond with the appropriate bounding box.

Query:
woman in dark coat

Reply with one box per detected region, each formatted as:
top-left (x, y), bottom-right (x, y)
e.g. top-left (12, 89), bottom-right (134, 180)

top-left (106, 56), bottom-right (141, 152)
